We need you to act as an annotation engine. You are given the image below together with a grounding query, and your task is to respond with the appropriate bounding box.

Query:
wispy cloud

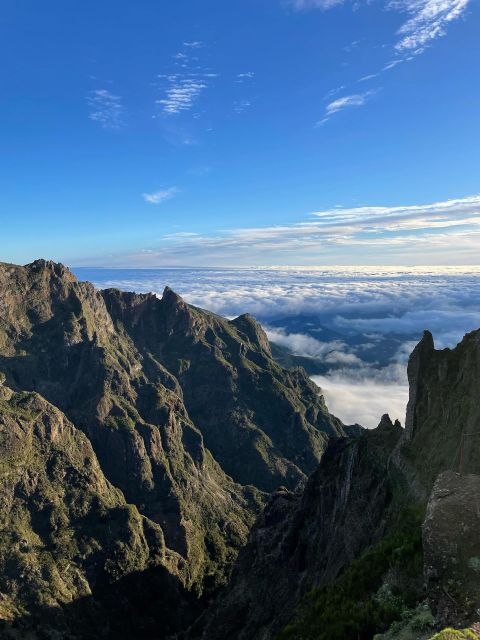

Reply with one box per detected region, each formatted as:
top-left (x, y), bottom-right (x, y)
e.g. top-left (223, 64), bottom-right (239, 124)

top-left (234, 99), bottom-right (252, 114)
top-left (142, 187), bottom-right (179, 205)
top-left (90, 194), bottom-right (480, 265)
top-left (358, 73), bottom-right (381, 82)
top-left (156, 44), bottom-right (217, 116)
top-left (391, 0), bottom-right (470, 52)
top-left (285, 0), bottom-right (470, 51)
top-left (236, 71), bottom-right (255, 83)
top-left (318, 90), bottom-right (376, 124)
top-left (87, 89), bottom-right (124, 130)
top-left (287, 0), bottom-right (470, 122)
top-left (285, 0), bottom-right (344, 9)
top-left (157, 77), bottom-right (208, 114)
top-left (266, 327), bottom-right (362, 364)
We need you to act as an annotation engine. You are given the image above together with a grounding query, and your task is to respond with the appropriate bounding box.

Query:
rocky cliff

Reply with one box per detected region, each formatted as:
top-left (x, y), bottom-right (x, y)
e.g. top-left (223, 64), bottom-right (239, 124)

top-left (0, 259), bottom-right (347, 637)
top-left (190, 330), bottom-right (480, 639)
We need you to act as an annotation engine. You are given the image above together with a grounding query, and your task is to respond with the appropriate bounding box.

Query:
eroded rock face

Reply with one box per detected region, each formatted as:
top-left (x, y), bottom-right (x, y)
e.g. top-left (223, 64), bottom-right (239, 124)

top-left (423, 471), bottom-right (480, 628)
top-left (0, 386), bottom-right (195, 639)
top-left (396, 329), bottom-right (480, 498)
top-left (190, 417), bottom-right (403, 640)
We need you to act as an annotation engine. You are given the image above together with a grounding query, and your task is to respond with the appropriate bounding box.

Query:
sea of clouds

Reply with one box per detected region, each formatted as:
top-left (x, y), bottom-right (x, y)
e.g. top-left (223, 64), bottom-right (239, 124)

top-left (74, 266), bottom-right (480, 428)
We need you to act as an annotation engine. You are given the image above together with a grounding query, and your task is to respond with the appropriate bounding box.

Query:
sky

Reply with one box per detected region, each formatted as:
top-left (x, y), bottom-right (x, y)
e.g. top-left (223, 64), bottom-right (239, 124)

top-left (1, 0), bottom-right (479, 266)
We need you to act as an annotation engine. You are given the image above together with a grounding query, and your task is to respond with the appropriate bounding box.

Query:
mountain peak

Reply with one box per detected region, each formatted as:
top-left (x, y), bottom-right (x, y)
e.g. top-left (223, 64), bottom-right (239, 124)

top-left (161, 285), bottom-right (186, 307)
top-left (230, 313), bottom-right (271, 354)
top-left (26, 258), bottom-right (76, 281)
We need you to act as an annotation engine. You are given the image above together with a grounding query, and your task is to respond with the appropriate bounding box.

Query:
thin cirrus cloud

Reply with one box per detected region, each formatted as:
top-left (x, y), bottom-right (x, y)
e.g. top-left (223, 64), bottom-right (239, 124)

top-left (86, 89), bottom-right (124, 130)
top-left (317, 90), bottom-right (376, 124)
top-left (236, 71), bottom-right (255, 83)
top-left (157, 77), bottom-right (209, 114)
top-left (156, 42), bottom-right (218, 115)
top-left (142, 187), bottom-right (179, 205)
top-left (391, 0), bottom-right (470, 52)
top-left (286, 0), bottom-right (470, 53)
top-left (291, 0), bottom-right (471, 125)
top-left (89, 194), bottom-right (480, 266)
top-left (286, 0), bottom-right (344, 8)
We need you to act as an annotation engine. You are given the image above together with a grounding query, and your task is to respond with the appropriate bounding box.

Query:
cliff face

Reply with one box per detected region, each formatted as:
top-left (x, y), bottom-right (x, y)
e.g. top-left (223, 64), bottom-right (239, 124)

top-left (0, 259), bottom-right (347, 635)
top-left (193, 330), bottom-right (480, 640)
top-left (397, 329), bottom-right (480, 495)
top-left (189, 416), bottom-right (405, 640)
top-left (0, 384), bottom-right (195, 639)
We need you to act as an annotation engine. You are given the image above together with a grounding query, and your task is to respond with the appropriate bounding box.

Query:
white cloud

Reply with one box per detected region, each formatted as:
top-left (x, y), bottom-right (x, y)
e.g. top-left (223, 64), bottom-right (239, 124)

top-left (319, 90), bottom-right (376, 124)
top-left (383, 59), bottom-right (404, 70)
top-left (358, 73), bottom-right (381, 82)
top-left (391, 0), bottom-right (470, 52)
top-left (156, 45), bottom-right (217, 116)
top-left (142, 187), bottom-right (179, 205)
top-left (326, 91), bottom-right (374, 114)
top-left (285, 0), bottom-right (470, 51)
top-left (79, 194), bottom-right (480, 266)
top-left (284, 0), bottom-right (470, 109)
top-left (87, 89), bottom-right (124, 130)
top-left (312, 372), bottom-right (409, 427)
top-left (286, 0), bottom-right (344, 9)
top-left (234, 99), bottom-right (252, 114)
top-left (157, 78), bottom-right (208, 114)
top-left (266, 327), bottom-right (361, 361)
top-left (79, 264), bottom-right (480, 345)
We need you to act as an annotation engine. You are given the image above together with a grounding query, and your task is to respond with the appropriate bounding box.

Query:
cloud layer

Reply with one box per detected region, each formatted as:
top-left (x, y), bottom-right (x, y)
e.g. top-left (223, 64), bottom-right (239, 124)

top-left (79, 194), bottom-right (480, 266)
top-left (312, 373), bottom-right (409, 427)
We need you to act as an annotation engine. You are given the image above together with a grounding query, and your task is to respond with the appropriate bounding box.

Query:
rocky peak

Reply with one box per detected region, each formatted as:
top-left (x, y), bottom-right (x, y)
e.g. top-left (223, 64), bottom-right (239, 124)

top-left (377, 413), bottom-right (403, 433)
top-left (161, 285), bottom-right (186, 308)
top-left (405, 329), bottom-right (435, 438)
top-left (230, 313), bottom-right (272, 355)
top-left (26, 258), bottom-right (77, 281)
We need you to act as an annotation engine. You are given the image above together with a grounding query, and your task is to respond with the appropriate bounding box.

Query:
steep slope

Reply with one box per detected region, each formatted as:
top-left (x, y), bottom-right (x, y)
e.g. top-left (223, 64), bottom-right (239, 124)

top-left (193, 328), bottom-right (480, 639)
top-left (0, 259), bottom-right (345, 606)
top-left (189, 415), bottom-right (408, 640)
top-left (396, 329), bottom-right (480, 495)
top-left (102, 285), bottom-right (346, 491)
top-left (0, 382), bottom-right (195, 639)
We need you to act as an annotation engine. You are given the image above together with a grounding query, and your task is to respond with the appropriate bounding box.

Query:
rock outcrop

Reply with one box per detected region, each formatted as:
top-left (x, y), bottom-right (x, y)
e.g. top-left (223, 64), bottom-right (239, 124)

top-left (423, 471), bottom-right (480, 628)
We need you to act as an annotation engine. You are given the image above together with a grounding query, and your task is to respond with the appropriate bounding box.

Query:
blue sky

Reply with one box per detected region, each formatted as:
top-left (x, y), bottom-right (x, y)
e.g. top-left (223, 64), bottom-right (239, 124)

top-left (1, 0), bottom-right (479, 266)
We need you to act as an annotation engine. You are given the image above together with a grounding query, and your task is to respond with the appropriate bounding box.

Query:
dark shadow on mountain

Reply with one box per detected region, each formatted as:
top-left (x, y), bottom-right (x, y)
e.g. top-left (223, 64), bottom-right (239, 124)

top-left (0, 564), bottom-right (201, 640)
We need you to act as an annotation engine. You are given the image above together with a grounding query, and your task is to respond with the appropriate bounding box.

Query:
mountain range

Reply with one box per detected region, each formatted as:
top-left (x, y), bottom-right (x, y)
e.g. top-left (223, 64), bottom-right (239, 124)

top-left (0, 259), bottom-right (478, 640)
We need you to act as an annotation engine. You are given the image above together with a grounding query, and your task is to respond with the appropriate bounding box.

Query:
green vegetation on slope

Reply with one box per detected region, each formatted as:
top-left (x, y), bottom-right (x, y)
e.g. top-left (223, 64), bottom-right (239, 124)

top-left (429, 630), bottom-right (479, 640)
top-left (277, 509), bottom-right (424, 640)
